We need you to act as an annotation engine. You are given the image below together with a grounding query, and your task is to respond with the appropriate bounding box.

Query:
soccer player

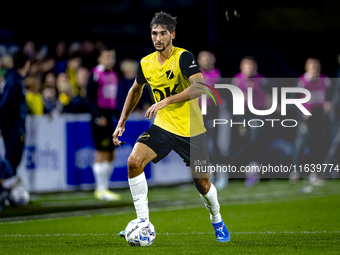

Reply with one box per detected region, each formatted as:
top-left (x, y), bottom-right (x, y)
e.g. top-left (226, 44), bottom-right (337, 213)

top-left (87, 48), bottom-right (121, 201)
top-left (0, 51), bottom-right (30, 206)
top-left (113, 12), bottom-right (230, 242)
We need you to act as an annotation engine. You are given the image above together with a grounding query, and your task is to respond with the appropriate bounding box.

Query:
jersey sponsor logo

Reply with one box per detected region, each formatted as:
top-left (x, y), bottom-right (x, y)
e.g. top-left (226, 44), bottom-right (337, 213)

top-left (152, 84), bottom-right (179, 102)
top-left (166, 70), bottom-right (174, 79)
top-left (139, 133), bottom-right (150, 140)
top-left (146, 76), bottom-right (153, 81)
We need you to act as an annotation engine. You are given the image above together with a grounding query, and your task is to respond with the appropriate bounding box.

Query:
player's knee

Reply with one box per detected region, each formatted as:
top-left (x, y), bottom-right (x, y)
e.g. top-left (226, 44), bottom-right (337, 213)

top-left (127, 155), bottom-right (144, 177)
top-left (128, 155), bottom-right (140, 169)
top-left (194, 178), bottom-right (211, 195)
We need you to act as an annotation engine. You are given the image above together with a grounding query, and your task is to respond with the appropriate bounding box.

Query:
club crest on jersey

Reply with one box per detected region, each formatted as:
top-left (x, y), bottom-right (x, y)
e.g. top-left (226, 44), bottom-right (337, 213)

top-left (166, 70), bottom-right (174, 79)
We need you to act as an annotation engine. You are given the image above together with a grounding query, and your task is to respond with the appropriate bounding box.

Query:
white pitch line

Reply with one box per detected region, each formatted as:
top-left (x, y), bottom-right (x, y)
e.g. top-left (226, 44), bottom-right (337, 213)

top-left (0, 231), bottom-right (339, 238)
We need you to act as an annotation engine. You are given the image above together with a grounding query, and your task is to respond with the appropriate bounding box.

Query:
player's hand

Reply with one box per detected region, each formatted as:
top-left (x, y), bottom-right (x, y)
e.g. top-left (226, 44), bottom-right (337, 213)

top-left (145, 100), bottom-right (168, 120)
top-left (95, 116), bottom-right (107, 127)
top-left (112, 126), bottom-right (125, 147)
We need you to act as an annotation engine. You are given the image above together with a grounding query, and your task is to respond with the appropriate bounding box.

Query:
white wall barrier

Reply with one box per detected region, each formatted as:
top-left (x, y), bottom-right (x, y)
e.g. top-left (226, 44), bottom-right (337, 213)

top-left (8, 113), bottom-right (191, 192)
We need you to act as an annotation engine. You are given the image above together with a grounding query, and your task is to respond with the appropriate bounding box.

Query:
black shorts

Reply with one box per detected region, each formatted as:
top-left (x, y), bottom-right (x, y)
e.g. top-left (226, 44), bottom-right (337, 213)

top-left (91, 109), bottom-right (116, 151)
top-left (136, 124), bottom-right (209, 167)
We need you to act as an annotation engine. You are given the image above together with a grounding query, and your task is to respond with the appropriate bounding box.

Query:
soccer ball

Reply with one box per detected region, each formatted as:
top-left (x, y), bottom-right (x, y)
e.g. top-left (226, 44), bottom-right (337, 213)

top-left (125, 218), bottom-right (156, 247)
top-left (10, 186), bottom-right (30, 206)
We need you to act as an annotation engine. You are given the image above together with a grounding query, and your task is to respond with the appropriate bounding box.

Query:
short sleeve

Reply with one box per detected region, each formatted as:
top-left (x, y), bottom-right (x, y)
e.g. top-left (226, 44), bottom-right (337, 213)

top-left (136, 62), bottom-right (147, 85)
top-left (179, 52), bottom-right (201, 79)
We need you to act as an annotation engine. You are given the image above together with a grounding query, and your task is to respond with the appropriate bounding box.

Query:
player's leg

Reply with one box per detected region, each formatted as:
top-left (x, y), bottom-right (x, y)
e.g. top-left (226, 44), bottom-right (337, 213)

top-left (119, 142), bottom-right (157, 238)
top-left (3, 129), bottom-right (25, 176)
top-left (0, 159), bottom-right (15, 208)
top-left (192, 170), bottom-right (230, 242)
top-left (91, 118), bottom-right (120, 200)
top-left (120, 125), bottom-right (174, 238)
top-left (192, 173), bottom-right (221, 222)
top-left (127, 142), bottom-right (157, 220)
top-left (128, 125), bottom-right (175, 219)
top-left (174, 133), bottom-right (230, 242)
top-left (1, 129), bottom-right (29, 206)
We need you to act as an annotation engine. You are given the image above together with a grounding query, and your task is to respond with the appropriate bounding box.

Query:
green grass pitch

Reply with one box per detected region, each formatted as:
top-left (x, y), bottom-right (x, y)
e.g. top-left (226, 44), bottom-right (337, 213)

top-left (1, 180), bottom-right (340, 254)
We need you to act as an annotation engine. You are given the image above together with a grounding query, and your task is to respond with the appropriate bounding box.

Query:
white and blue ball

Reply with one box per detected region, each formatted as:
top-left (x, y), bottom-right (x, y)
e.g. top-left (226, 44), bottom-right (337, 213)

top-left (125, 219), bottom-right (156, 247)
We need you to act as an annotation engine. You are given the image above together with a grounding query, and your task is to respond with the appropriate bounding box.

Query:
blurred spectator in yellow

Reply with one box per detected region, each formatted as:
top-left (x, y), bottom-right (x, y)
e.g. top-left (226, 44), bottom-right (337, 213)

top-left (62, 67), bottom-right (90, 113)
top-left (24, 77), bottom-right (44, 115)
top-left (77, 67), bottom-right (89, 98)
top-left (56, 72), bottom-right (74, 112)
top-left (66, 54), bottom-right (82, 96)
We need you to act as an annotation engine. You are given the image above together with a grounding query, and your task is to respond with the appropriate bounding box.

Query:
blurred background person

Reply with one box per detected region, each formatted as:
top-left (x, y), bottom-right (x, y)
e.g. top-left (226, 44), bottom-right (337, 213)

top-left (197, 51), bottom-right (227, 190)
top-left (42, 72), bottom-right (58, 114)
top-left (63, 67), bottom-right (90, 113)
top-left (54, 41), bottom-right (68, 75)
top-left (231, 56), bottom-right (271, 186)
top-left (66, 53), bottom-right (82, 97)
top-left (292, 58), bottom-right (333, 185)
top-left (81, 40), bottom-right (98, 70)
top-left (23, 41), bottom-right (36, 62)
top-left (118, 58), bottom-right (152, 113)
top-left (0, 51), bottom-right (30, 206)
top-left (0, 55), bottom-right (14, 84)
top-left (322, 54), bottom-right (340, 178)
top-left (24, 77), bottom-right (44, 115)
top-left (86, 48), bottom-right (121, 201)
top-left (55, 72), bottom-right (75, 113)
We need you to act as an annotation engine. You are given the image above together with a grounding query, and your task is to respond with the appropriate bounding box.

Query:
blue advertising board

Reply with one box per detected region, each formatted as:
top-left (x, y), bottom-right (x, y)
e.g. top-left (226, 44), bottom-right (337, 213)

top-left (66, 120), bottom-right (151, 186)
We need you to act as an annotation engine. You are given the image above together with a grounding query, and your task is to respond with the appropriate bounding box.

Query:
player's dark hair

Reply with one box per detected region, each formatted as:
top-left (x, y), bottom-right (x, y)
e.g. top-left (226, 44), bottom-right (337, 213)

top-left (12, 51), bottom-right (29, 69)
top-left (150, 11), bottom-right (177, 33)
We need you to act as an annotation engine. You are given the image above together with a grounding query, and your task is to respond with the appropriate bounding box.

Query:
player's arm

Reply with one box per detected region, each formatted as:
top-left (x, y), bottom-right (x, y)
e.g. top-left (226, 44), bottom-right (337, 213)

top-left (145, 52), bottom-right (206, 119)
top-left (112, 63), bottom-right (146, 146)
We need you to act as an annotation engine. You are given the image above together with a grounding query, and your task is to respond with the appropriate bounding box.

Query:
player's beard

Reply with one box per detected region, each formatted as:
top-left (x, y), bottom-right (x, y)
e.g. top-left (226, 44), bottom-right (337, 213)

top-left (154, 40), bottom-right (170, 52)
